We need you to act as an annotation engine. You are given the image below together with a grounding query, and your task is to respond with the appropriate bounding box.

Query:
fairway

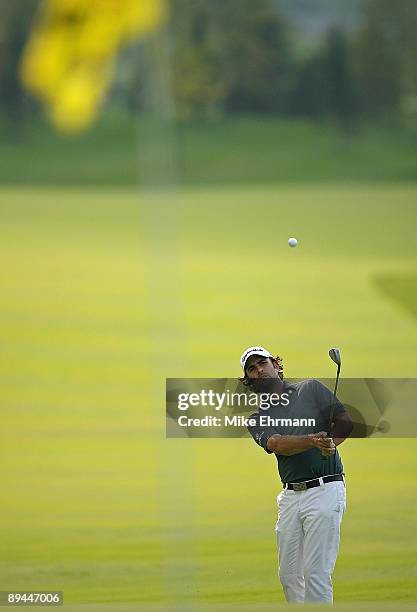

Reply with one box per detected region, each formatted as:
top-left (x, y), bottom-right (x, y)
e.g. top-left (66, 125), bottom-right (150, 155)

top-left (1, 183), bottom-right (417, 608)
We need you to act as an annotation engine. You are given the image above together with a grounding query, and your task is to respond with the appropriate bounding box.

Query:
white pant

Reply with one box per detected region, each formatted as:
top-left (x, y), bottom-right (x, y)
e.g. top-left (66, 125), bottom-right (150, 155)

top-left (276, 480), bottom-right (346, 604)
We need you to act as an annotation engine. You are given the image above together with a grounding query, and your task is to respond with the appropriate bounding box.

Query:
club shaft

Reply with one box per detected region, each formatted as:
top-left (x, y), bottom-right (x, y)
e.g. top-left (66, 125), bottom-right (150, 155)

top-left (328, 365), bottom-right (341, 435)
top-left (322, 352), bottom-right (341, 462)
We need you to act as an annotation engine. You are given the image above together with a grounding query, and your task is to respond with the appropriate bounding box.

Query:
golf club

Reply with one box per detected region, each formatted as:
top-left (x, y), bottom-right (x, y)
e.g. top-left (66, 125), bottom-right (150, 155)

top-left (321, 347), bottom-right (342, 460)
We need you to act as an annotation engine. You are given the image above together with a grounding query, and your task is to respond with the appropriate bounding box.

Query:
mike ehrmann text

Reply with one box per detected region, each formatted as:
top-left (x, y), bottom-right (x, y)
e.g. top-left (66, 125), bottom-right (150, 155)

top-left (177, 415), bottom-right (316, 427)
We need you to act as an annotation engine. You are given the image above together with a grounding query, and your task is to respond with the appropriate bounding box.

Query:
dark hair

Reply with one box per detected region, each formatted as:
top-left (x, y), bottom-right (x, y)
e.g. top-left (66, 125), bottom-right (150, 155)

top-left (239, 355), bottom-right (284, 388)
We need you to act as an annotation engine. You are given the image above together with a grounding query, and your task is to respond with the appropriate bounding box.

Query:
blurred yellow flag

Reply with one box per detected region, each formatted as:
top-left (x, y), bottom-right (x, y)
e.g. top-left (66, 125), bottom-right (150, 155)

top-left (20, 0), bottom-right (166, 133)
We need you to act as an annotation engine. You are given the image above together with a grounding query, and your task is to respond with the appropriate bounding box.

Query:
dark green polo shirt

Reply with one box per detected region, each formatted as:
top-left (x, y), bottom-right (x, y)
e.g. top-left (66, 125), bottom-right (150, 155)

top-left (247, 379), bottom-right (345, 483)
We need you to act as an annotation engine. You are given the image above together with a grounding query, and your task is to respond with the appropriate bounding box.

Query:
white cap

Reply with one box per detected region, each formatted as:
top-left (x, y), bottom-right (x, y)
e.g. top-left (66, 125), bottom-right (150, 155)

top-left (240, 346), bottom-right (274, 371)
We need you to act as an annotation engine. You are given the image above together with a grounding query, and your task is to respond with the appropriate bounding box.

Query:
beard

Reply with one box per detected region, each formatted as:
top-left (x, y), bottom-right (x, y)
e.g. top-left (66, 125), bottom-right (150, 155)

top-left (249, 376), bottom-right (282, 394)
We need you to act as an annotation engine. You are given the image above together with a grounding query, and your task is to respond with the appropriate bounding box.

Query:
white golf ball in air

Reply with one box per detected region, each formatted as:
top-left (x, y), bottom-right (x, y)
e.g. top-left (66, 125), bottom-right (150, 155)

top-left (288, 237), bottom-right (298, 248)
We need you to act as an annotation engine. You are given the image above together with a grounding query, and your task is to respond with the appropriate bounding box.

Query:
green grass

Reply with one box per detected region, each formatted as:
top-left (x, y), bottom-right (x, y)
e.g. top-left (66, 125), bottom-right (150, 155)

top-left (374, 273), bottom-right (417, 322)
top-left (0, 183), bottom-right (416, 608)
top-left (0, 114), bottom-right (416, 186)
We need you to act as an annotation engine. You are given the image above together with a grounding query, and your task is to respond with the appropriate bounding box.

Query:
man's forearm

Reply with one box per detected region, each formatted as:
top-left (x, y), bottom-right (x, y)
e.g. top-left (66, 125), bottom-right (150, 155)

top-left (267, 434), bottom-right (315, 456)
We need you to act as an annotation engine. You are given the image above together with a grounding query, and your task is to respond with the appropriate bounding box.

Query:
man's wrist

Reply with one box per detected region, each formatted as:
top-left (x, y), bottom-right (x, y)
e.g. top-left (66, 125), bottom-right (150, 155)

top-left (306, 434), bottom-right (318, 448)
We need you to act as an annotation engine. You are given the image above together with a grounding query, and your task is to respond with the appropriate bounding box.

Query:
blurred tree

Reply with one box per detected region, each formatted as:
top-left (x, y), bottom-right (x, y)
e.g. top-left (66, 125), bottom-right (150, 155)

top-left (217, 0), bottom-right (292, 114)
top-left (169, 0), bottom-right (227, 117)
top-left (0, 0), bottom-right (39, 126)
top-left (289, 54), bottom-right (328, 118)
top-left (325, 27), bottom-right (357, 128)
top-left (169, 0), bottom-right (292, 117)
top-left (290, 26), bottom-right (357, 129)
top-left (353, 0), bottom-right (417, 115)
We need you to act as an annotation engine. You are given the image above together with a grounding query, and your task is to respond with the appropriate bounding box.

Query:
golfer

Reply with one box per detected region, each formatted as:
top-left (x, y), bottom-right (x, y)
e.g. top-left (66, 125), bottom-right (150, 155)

top-left (241, 346), bottom-right (353, 604)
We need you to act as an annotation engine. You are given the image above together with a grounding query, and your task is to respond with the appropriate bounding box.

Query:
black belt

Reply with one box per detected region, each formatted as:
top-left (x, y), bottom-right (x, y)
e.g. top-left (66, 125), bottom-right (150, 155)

top-left (284, 474), bottom-right (344, 491)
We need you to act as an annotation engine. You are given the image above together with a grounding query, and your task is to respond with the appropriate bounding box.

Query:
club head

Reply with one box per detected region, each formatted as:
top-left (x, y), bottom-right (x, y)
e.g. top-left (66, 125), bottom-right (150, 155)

top-left (329, 347), bottom-right (341, 367)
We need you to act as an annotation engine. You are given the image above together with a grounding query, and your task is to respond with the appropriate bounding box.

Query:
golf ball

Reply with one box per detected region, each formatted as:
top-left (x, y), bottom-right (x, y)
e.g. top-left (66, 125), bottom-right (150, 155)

top-left (288, 237), bottom-right (298, 248)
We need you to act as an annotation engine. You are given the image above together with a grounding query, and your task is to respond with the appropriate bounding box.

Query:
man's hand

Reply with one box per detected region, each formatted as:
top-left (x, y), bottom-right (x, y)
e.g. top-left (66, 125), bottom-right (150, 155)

top-left (309, 431), bottom-right (336, 457)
